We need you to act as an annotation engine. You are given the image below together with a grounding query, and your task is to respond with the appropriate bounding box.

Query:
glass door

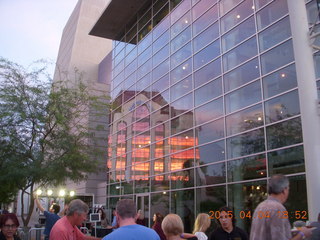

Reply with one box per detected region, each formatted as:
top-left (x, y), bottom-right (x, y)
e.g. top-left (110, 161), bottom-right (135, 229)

top-left (136, 193), bottom-right (150, 227)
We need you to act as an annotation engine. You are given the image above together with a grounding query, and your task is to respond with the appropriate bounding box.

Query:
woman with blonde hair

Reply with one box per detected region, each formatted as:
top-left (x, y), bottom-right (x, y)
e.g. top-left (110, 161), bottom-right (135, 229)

top-left (162, 214), bottom-right (197, 240)
top-left (192, 213), bottom-right (211, 240)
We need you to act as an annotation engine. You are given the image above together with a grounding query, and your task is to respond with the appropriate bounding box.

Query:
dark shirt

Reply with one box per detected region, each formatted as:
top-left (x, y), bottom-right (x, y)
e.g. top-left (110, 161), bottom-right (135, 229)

top-left (43, 210), bottom-right (60, 236)
top-left (209, 226), bottom-right (248, 240)
top-left (152, 222), bottom-right (167, 240)
top-left (0, 231), bottom-right (21, 240)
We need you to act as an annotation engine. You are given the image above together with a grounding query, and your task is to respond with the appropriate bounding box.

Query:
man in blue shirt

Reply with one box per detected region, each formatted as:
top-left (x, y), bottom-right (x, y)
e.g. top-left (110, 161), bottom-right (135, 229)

top-left (102, 199), bottom-right (159, 240)
top-left (34, 195), bottom-right (61, 240)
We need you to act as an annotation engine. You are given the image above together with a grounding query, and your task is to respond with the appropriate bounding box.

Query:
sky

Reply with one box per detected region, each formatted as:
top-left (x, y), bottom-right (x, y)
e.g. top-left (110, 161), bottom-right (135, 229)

top-left (0, 0), bottom-right (78, 77)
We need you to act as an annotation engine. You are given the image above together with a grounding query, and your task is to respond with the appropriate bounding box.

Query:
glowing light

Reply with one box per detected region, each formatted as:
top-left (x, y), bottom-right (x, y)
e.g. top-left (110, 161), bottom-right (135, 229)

top-left (59, 189), bottom-right (66, 197)
top-left (182, 66), bottom-right (186, 70)
top-left (257, 186), bottom-right (260, 190)
top-left (252, 5), bottom-right (255, 9)
top-left (163, 191), bottom-right (167, 195)
top-left (185, 20), bottom-right (188, 24)
top-left (47, 189), bottom-right (53, 196)
top-left (236, 14), bottom-right (241, 19)
top-left (70, 191), bottom-right (75, 197)
top-left (281, 73), bottom-right (286, 78)
top-left (36, 189), bottom-right (42, 196)
top-left (185, 136), bottom-right (189, 139)
top-left (258, 117), bottom-right (262, 121)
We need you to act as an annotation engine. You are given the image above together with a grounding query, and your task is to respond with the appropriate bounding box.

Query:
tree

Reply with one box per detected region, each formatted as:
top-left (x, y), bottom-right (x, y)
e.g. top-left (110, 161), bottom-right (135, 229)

top-left (0, 57), bottom-right (109, 227)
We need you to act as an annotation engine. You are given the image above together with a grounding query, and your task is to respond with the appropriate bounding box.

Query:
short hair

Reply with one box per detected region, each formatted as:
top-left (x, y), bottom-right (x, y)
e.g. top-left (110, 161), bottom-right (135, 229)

top-left (162, 214), bottom-right (184, 237)
top-left (268, 174), bottom-right (289, 194)
top-left (116, 199), bottom-right (136, 219)
top-left (0, 213), bottom-right (20, 228)
top-left (51, 203), bottom-right (60, 214)
top-left (216, 206), bottom-right (236, 227)
top-left (66, 199), bottom-right (88, 216)
top-left (193, 213), bottom-right (211, 234)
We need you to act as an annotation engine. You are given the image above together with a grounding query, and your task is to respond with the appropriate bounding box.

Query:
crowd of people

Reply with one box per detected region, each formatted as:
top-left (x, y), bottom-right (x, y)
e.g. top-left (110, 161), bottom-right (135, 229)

top-left (0, 174), bottom-right (319, 240)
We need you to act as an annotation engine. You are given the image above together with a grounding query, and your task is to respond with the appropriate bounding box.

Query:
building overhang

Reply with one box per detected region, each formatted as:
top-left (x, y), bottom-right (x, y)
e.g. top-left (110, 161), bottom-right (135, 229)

top-left (90, 0), bottom-right (151, 40)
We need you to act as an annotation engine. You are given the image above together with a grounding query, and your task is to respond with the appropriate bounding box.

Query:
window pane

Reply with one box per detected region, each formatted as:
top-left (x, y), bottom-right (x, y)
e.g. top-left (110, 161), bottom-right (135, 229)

top-left (154, 30), bottom-right (169, 54)
top-left (194, 58), bottom-right (221, 87)
top-left (259, 16), bottom-right (291, 52)
top-left (138, 58), bottom-right (152, 79)
top-left (171, 111), bottom-right (194, 135)
top-left (228, 180), bottom-right (267, 233)
top-left (171, 75), bottom-right (192, 102)
top-left (222, 16), bottom-right (256, 52)
top-left (195, 78), bottom-right (222, 106)
top-left (171, 93), bottom-right (193, 115)
top-left (195, 98), bottom-right (223, 125)
top-left (314, 54), bottom-right (320, 79)
top-left (223, 37), bottom-right (257, 72)
top-left (263, 64), bottom-right (297, 98)
top-left (153, 14), bottom-right (170, 40)
top-left (171, 189), bottom-right (194, 233)
top-left (153, 59), bottom-right (169, 81)
top-left (226, 104), bottom-right (263, 136)
top-left (193, 4), bottom-right (218, 35)
top-left (227, 128), bottom-right (265, 159)
top-left (151, 192), bottom-right (169, 220)
top-left (225, 80), bottom-right (262, 114)
top-left (254, 0), bottom-right (272, 10)
top-left (171, 26), bottom-right (192, 53)
top-left (195, 163), bottom-right (226, 186)
top-left (153, 44), bottom-right (169, 67)
top-left (266, 117), bottom-right (303, 150)
top-left (197, 140), bottom-right (225, 165)
top-left (171, 58), bottom-right (192, 84)
top-left (152, 74), bottom-right (169, 94)
top-left (219, 0), bottom-right (242, 16)
top-left (171, 11), bottom-right (191, 38)
top-left (227, 154), bottom-right (266, 182)
top-left (171, 169), bottom-right (195, 189)
top-left (171, 0), bottom-right (191, 23)
top-left (261, 40), bottom-right (294, 75)
top-left (192, 0), bottom-right (216, 20)
top-left (256, 0), bottom-right (288, 30)
top-left (220, 0), bottom-right (254, 33)
top-left (138, 46), bottom-right (152, 67)
top-left (265, 90), bottom-right (300, 124)
top-left (171, 42), bottom-right (192, 68)
top-left (268, 145), bottom-right (305, 175)
top-left (171, 149), bottom-right (195, 171)
top-left (170, 130), bottom-right (194, 153)
top-left (193, 22), bottom-right (219, 52)
top-left (194, 40), bottom-right (220, 70)
top-left (196, 119), bottom-right (225, 145)
top-left (224, 58), bottom-right (260, 93)
top-left (196, 186), bottom-right (226, 222)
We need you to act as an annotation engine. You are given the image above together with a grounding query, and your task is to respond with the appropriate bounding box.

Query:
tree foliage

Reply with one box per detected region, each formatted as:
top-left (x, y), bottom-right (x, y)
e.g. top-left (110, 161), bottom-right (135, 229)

top-left (0, 57), bottom-right (109, 226)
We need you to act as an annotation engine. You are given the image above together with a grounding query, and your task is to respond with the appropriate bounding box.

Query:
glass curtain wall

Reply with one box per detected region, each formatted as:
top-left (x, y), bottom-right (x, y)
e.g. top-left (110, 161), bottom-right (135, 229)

top-left (106, 0), bottom-right (310, 232)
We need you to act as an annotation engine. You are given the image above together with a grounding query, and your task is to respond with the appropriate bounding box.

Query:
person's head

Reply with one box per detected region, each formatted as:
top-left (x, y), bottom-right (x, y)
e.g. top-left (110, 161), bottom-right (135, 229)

top-left (268, 174), bottom-right (290, 203)
top-left (153, 212), bottom-right (164, 223)
top-left (193, 213), bottom-right (211, 234)
top-left (97, 208), bottom-right (105, 220)
top-left (66, 199), bottom-right (89, 226)
top-left (0, 213), bottom-right (20, 239)
top-left (162, 214), bottom-right (184, 237)
top-left (49, 203), bottom-right (60, 214)
top-left (136, 209), bottom-right (144, 220)
top-left (217, 206), bottom-right (235, 232)
top-left (116, 199), bottom-right (136, 221)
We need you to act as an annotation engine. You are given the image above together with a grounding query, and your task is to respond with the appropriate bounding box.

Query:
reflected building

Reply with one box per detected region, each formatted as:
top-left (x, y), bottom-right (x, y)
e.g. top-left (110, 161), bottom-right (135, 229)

top-left (89, 0), bottom-right (320, 232)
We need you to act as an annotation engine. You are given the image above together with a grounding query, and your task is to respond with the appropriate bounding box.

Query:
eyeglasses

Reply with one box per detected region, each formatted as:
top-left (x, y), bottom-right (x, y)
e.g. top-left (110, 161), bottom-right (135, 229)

top-left (3, 224), bottom-right (17, 229)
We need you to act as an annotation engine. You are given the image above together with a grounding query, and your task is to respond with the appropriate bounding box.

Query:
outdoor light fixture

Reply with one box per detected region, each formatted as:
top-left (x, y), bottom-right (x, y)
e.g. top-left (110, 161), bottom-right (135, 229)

top-left (47, 189), bottom-right (53, 196)
top-left (59, 189), bottom-right (66, 197)
top-left (36, 189), bottom-right (42, 196)
top-left (70, 191), bottom-right (75, 197)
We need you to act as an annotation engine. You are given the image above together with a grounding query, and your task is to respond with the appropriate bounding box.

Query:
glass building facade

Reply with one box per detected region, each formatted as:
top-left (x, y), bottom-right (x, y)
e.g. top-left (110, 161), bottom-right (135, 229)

top-left (94, 0), bottom-right (320, 233)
